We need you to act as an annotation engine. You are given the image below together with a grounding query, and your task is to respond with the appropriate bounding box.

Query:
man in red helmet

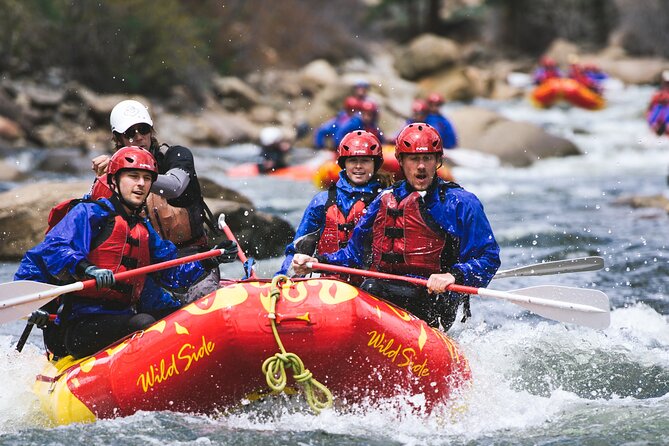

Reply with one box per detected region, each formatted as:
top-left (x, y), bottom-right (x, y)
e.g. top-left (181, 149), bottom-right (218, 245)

top-left (533, 57), bottom-right (562, 85)
top-left (333, 100), bottom-right (384, 147)
top-left (15, 147), bottom-right (237, 359)
top-left (313, 96), bottom-right (361, 149)
top-left (424, 93), bottom-right (457, 149)
top-left (293, 123), bottom-right (500, 331)
top-left (278, 130), bottom-right (389, 279)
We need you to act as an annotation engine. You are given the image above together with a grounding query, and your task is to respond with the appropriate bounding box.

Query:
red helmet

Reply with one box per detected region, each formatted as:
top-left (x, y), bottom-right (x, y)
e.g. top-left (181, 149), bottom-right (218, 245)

top-left (337, 130), bottom-right (382, 169)
top-left (412, 99), bottom-right (428, 114)
top-left (540, 56), bottom-right (556, 68)
top-left (108, 146), bottom-right (158, 185)
top-left (427, 93), bottom-right (444, 105)
top-left (343, 96), bottom-right (361, 113)
top-left (359, 100), bottom-right (378, 114)
top-left (395, 123), bottom-right (443, 158)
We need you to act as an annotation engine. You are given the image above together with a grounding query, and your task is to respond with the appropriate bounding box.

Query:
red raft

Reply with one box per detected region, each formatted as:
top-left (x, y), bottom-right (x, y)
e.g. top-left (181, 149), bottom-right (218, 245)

top-left (34, 278), bottom-right (471, 425)
top-left (531, 78), bottom-right (605, 110)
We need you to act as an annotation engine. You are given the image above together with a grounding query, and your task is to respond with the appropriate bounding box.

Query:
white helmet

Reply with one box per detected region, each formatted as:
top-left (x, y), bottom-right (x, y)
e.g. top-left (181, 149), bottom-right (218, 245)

top-left (259, 127), bottom-right (284, 146)
top-left (662, 70), bottom-right (669, 83)
top-left (110, 100), bottom-right (153, 133)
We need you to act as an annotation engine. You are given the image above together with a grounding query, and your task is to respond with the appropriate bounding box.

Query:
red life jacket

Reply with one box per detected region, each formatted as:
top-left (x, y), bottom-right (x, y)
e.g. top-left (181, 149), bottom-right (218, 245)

top-left (316, 185), bottom-right (376, 254)
top-left (72, 213), bottom-right (151, 305)
top-left (370, 188), bottom-right (456, 277)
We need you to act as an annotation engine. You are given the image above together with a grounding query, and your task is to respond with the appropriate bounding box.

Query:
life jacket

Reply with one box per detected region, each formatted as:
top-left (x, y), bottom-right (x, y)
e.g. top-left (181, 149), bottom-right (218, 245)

top-left (370, 183), bottom-right (459, 277)
top-left (145, 144), bottom-right (210, 249)
top-left (72, 213), bottom-right (151, 305)
top-left (316, 185), bottom-right (377, 254)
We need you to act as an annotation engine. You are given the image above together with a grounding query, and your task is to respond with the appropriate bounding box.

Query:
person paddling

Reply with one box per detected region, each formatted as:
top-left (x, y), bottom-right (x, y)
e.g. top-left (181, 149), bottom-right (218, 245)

top-left (647, 70), bottom-right (669, 136)
top-left (15, 147), bottom-right (237, 359)
top-left (293, 123), bottom-right (500, 331)
top-left (91, 99), bottom-right (220, 305)
top-left (278, 130), bottom-right (389, 280)
top-left (424, 93), bottom-right (457, 150)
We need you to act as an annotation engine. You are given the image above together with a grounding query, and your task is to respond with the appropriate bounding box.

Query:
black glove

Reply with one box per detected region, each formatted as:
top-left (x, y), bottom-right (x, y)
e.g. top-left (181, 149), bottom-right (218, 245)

top-left (27, 309), bottom-right (50, 328)
top-left (84, 265), bottom-right (115, 290)
top-left (201, 240), bottom-right (238, 269)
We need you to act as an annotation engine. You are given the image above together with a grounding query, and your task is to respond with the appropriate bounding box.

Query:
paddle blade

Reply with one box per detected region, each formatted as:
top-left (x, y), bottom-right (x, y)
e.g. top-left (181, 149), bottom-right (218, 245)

top-left (0, 281), bottom-right (63, 324)
top-left (510, 285), bottom-right (610, 329)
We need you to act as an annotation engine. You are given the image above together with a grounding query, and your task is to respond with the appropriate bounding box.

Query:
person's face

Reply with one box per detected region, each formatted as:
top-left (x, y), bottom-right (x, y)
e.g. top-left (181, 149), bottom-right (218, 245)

top-left (354, 86), bottom-right (368, 98)
top-left (115, 170), bottom-right (153, 208)
top-left (399, 153), bottom-right (439, 191)
top-left (344, 156), bottom-right (375, 186)
top-left (361, 110), bottom-right (375, 124)
top-left (116, 123), bottom-right (153, 150)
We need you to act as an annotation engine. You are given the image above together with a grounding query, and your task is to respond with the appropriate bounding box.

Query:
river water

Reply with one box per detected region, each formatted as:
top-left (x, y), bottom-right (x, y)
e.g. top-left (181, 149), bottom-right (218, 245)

top-left (0, 83), bottom-right (667, 445)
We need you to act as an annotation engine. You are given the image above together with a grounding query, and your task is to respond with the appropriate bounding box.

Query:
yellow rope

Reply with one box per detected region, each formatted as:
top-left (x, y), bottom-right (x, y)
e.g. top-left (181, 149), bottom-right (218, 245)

top-left (260, 275), bottom-right (333, 413)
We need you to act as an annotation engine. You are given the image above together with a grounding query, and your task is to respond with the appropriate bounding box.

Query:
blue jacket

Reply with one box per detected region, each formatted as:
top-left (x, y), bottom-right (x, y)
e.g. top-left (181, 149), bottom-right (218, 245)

top-left (333, 115), bottom-right (384, 147)
top-left (425, 113), bottom-right (457, 149)
top-left (314, 112), bottom-right (349, 149)
top-left (278, 171), bottom-right (384, 275)
top-left (15, 198), bottom-right (206, 316)
top-left (321, 178), bottom-right (500, 288)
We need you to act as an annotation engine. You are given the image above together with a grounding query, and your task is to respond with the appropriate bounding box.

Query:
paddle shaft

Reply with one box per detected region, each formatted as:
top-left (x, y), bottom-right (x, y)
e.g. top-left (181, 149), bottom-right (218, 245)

top-left (1, 248), bottom-right (225, 311)
top-left (306, 262), bottom-right (607, 314)
top-left (218, 213), bottom-right (256, 278)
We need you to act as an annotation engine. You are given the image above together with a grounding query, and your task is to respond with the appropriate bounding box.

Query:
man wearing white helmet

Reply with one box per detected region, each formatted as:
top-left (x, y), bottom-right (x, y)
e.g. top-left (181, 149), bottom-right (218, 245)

top-left (91, 99), bottom-right (220, 305)
top-left (257, 126), bottom-right (293, 174)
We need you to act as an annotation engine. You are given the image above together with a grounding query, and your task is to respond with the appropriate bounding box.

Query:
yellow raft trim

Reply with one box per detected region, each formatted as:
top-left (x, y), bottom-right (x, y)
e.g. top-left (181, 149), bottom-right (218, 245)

top-left (33, 356), bottom-right (97, 425)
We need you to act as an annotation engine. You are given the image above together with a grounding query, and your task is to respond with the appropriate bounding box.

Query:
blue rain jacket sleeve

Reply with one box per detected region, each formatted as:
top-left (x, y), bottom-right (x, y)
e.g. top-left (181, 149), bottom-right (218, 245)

top-left (314, 117), bottom-right (338, 149)
top-left (15, 201), bottom-right (110, 283)
top-left (323, 179), bottom-right (500, 287)
top-left (277, 191), bottom-right (328, 275)
top-left (425, 113), bottom-right (458, 149)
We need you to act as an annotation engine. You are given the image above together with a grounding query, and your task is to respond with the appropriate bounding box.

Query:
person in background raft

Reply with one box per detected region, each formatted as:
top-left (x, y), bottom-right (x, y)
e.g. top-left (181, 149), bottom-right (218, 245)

top-left (257, 126), bottom-right (293, 173)
top-left (647, 70), bottom-right (669, 136)
top-left (15, 147), bottom-right (237, 359)
top-left (424, 93), bottom-right (457, 150)
top-left (292, 123), bottom-right (500, 331)
top-left (314, 96), bottom-right (361, 150)
top-left (333, 100), bottom-right (384, 147)
top-left (350, 79), bottom-right (371, 102)
top-left (532, 56), bottom-right (562, 85)
top-left (278, 130), bottom-right (389, 279)
top-left (91, 100), bottom-right (220, 305)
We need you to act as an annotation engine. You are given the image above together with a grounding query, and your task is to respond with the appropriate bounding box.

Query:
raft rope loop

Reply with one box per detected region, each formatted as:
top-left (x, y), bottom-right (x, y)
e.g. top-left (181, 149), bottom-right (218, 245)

top-left (261, 275), bottom-right (333, 413)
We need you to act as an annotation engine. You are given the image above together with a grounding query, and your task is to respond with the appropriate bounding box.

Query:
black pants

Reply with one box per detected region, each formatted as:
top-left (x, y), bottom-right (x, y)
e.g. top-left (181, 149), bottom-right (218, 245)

top-left (360, 278), bottom-right (463, 331)
top-left (62, 312), bottom-right (163, 359)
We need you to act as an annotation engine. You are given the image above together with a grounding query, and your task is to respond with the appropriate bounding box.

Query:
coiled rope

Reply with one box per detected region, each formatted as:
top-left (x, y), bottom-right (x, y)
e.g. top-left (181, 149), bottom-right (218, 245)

top-left (261, 275), bottom-right (333, 413)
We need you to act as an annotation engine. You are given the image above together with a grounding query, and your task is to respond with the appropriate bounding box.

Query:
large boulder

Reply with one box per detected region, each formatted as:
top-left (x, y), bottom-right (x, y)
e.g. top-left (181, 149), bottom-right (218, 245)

top-left (0, 181), bottom-right (292, 260)
top-left (475, 120), bottom-right (580, 166)
top-left (448, 106), bottom-right (580, 166)
top-left (394, 34), bottom-right (461, 80)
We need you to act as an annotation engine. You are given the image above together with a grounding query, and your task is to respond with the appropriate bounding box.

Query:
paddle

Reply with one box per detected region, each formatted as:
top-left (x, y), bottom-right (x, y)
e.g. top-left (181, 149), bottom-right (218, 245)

top-left (0, 248), bottom-right (229, 325)
top-left (305, 261), bottom-right (610, 329)
top-left (217, 213), bottom-right (256, 279)
top-left (493, 256), bottom-right (604, 279)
